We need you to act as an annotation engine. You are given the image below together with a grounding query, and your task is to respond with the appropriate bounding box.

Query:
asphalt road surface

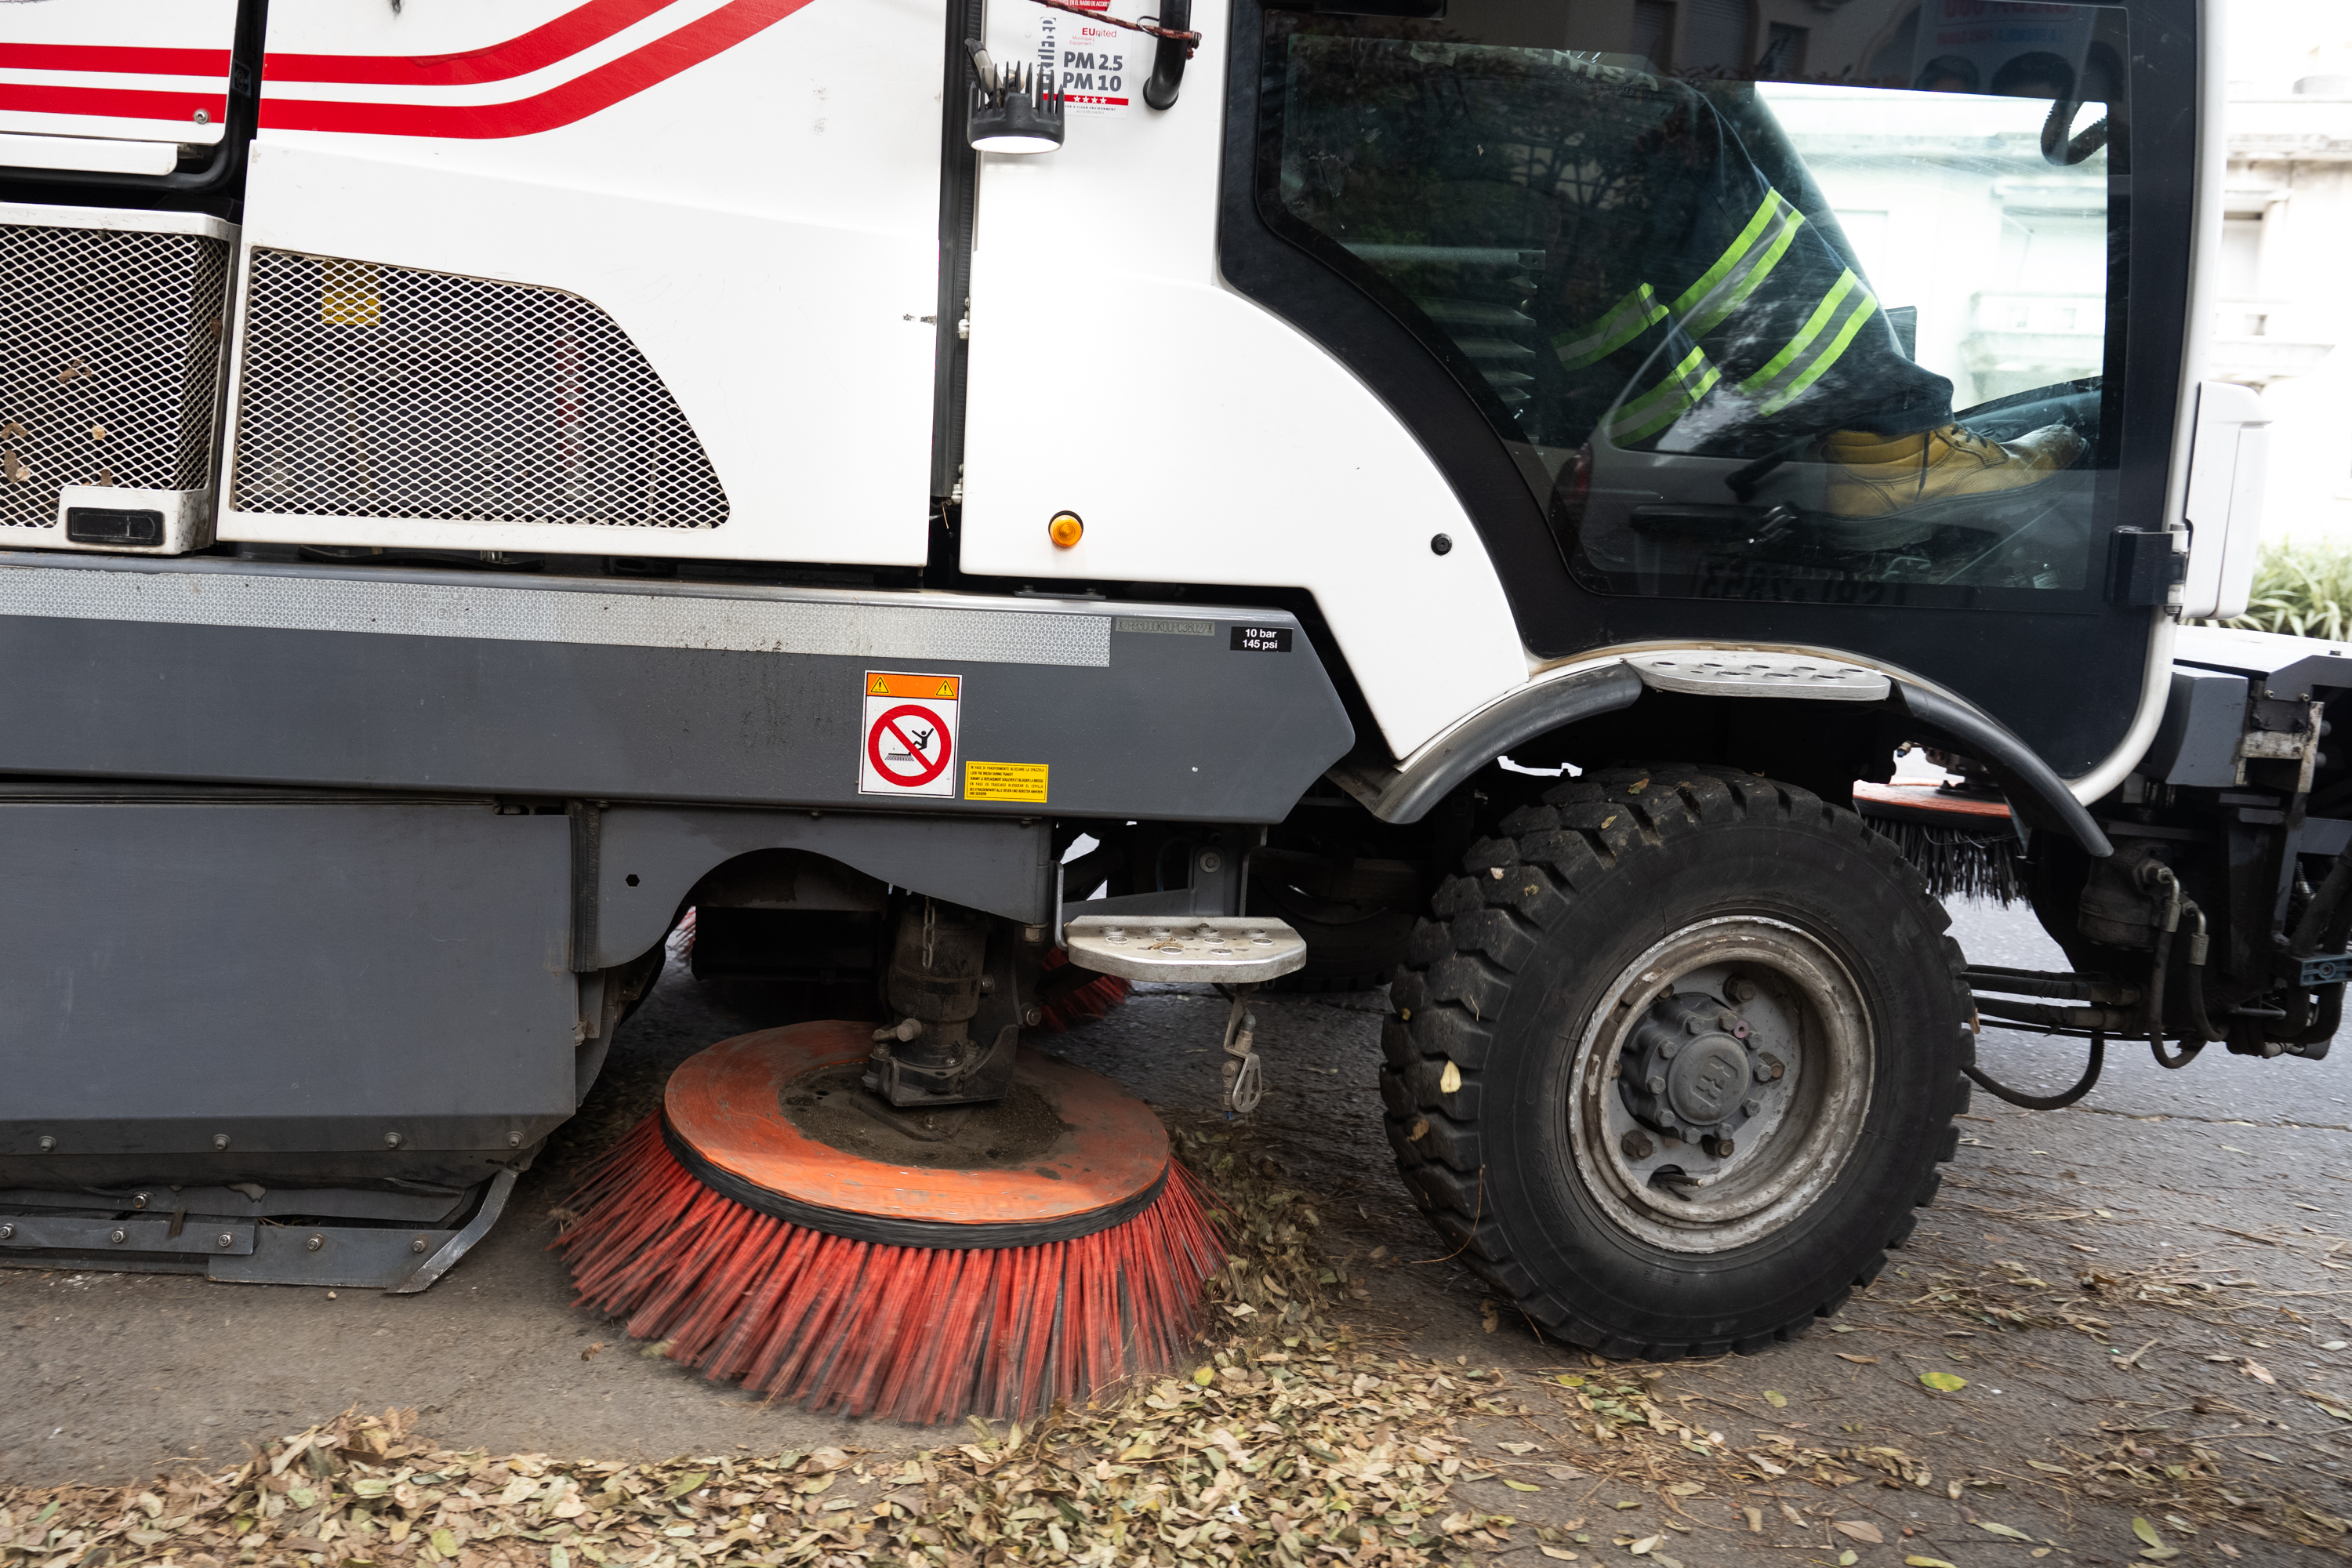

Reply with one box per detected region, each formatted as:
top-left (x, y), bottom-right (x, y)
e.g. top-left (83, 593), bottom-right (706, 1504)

top-left (5, 895), bottom-right (2349, 1563)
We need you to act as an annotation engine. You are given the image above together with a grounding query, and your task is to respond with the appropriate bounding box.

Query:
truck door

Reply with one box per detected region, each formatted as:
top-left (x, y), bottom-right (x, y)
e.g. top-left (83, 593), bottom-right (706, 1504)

top-left (1219, 0), bottom-right (2194, 781)
top-left (216, 0), bottom-right (946, 565)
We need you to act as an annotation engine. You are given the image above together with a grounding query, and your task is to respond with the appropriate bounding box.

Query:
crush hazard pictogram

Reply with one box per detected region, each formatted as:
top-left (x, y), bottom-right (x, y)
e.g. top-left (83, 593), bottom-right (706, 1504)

top-left (859, 672), bottom-right (962, 797)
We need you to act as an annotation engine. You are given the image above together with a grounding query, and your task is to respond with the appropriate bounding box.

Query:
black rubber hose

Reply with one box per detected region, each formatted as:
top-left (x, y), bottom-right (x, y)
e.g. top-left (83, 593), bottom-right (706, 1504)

top-left (1963, 1032), bottom-right (2105, 1110)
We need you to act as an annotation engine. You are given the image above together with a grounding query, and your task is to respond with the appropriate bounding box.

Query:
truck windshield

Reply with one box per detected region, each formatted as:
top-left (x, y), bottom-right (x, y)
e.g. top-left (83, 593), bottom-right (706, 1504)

top-left (1261, 0), bottom-right (2129, 609)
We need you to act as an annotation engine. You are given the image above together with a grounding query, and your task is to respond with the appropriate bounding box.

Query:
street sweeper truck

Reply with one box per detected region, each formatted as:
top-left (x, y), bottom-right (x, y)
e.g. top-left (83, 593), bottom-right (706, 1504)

top-left (0, 0), bottom-right (2336, 1414)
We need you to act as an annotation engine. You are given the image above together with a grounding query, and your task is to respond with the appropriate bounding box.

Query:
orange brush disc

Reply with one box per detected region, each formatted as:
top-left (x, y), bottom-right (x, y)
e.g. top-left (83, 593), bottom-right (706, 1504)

top-left (554, 1021), bottom-right (1221, 1422)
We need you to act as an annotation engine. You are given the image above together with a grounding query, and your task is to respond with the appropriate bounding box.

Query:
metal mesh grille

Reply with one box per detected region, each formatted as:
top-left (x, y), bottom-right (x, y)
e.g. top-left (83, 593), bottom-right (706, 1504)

top-left (0, 225), bottom-right (231, 529)
top-left (230, 250), bottom-right (728, 529)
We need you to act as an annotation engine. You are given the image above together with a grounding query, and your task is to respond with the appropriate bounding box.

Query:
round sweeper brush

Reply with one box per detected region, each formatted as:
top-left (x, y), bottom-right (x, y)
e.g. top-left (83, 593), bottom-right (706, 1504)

top-left (554, 1020), bottom-right (1221, 1424)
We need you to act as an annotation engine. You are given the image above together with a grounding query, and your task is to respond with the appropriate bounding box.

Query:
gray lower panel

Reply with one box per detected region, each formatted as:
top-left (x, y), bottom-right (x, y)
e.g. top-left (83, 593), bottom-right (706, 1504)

top-left (596, 808), bottom-right (1054, 960)
top-left (0, 554), bottom-right (1353, 823)
top-left (0, 800), bottom-right (575, 1188)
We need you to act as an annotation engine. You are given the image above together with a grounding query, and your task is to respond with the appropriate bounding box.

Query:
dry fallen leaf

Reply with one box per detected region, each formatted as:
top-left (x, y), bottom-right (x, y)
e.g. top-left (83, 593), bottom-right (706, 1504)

top-left (1918, 1371), bottom-right (1967, 1392)
top-left (1833, 1520), bottom-right (1885, 1544)
top-left (1835, 1353), bottom-right (1879, 1364)
top-left (1744, 1507), bottom-right (1764, 1533)
top-left (1764, 1389), bottom-right (1788, 1407)
top-left (1979, 1521), bottom-right (2034, 1541)
top-left (1439, 1060), bottom-right (1463, 1094)
top-left (579, 1341), bottom-right (605, 1362)
top-left (2240, 1359), bottom-right (2277, 1385)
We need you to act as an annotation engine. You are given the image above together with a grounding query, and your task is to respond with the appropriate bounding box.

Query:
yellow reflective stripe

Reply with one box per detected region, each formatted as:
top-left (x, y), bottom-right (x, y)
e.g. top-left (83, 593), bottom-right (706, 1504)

top-left (1610, 346), bottom-right (1721, 444)
top-left (1756, 281), bottom-right (1880, 416)
top-left (1678, 199), bottom-right (1806, 342)
top-left (1740, 269), bottom-right (1861, 396)
top-left (1668, 189), bottom-right (1797, 321)
top-left (1552, 284), bottom-right (1668, 369)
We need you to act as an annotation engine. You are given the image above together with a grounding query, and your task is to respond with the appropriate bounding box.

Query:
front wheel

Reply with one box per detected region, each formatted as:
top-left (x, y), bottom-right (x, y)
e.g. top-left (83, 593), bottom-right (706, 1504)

top-left (1381, 768), bottom-right (1972, 1358)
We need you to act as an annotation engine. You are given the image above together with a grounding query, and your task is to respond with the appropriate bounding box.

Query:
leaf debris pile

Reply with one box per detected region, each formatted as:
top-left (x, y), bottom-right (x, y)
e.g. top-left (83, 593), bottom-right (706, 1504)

top-left (0, 1131), bottom-right (1547, 1568)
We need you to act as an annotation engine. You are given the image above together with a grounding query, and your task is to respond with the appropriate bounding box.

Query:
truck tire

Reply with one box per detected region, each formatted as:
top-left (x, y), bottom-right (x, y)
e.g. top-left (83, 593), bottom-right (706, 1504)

top-left (1381, 768), bottom-right (1971, 1358)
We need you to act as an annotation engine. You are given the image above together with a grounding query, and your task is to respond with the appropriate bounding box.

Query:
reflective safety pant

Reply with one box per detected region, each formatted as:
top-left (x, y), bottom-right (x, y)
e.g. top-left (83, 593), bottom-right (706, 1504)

top-left (1544, 79), bottom-right (1954, 456)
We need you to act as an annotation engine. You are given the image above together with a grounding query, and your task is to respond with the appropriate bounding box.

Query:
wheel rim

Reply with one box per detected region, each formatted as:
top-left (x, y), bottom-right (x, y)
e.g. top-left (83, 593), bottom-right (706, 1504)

top-left (1566, 916), bottom-right (1874, 1254)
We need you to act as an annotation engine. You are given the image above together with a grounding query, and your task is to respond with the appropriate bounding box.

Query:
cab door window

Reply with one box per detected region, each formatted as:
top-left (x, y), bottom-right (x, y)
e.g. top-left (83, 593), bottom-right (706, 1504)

top-left (1259, 0), bottom-right (2129, 608)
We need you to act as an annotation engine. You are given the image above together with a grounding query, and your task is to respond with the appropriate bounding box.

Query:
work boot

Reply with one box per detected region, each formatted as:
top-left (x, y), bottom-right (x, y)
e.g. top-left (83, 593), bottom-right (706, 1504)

top-left (1823, 423), bottom-right (2083, 518)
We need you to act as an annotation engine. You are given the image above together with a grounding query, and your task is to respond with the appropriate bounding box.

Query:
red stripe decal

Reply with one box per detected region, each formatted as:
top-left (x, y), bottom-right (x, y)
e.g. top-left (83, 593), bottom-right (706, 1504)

top-left (263, 0), bottom-right (674, 85)
top-left (0, 82), bottom-right (227, 125)
top-left (256, 0), bottom-right (808, 139)
top-left (0, 44), bottom-right (230, 77)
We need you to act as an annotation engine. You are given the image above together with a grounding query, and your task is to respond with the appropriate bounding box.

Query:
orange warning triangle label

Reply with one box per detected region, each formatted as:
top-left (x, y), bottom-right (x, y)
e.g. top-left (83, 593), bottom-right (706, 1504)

top-left (935, 681), bottom-right (956, 698)
top-left (869, 675), bottom-right (891, 695)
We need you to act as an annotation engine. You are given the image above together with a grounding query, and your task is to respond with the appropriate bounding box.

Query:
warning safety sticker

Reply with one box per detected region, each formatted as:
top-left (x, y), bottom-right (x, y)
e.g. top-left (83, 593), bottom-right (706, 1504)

top-left (860, 672), bottom-right (961, 798)
top-left (965, 760), bottom-right (1049, 803)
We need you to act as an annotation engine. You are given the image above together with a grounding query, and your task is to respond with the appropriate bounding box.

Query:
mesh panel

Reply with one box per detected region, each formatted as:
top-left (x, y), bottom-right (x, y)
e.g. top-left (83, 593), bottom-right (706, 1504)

top-left (0, 225), bottom-right (231, 529)
top-left (230, 250), bottom-right (728, 529)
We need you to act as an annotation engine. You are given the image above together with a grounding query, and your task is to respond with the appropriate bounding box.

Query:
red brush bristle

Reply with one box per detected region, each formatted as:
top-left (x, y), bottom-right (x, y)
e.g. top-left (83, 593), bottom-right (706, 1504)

top-left (552, 1116), bottom-right (1223, 1423)
top-left (1036, 947), bottom-right (1131, 1033)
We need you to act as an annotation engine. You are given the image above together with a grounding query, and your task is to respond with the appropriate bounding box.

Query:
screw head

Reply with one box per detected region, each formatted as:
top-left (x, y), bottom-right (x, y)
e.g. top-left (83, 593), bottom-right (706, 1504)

top-left (506, 1131), bottom-right (523, 1148)
top-left (0, 1223), bottom-right (15, 1240)
top-left (193, 108), bottom-right (210, 125)
top-left (108, 1228), bottom-right (127, 1244)
top-left (35, 1135), bottom-right (54, 1152)
top-left (306, 1233), bottom-right (325, 1252)
top-left (1022, 1004), bottom-right (1043, 1027)
top-left (1430, 533), bottom-right (1454, 556)
top-left (216, 1232), bottom-right (234, 1249)
top-left (384, 1132), bottom-right (402, 1149)
top-left (212, 1133), bottom-right (230, 1150)
top-left (132, 1192), bottom-right (151, 1210)
top-left (410, 1236), bottom-right (430, 1254)
top-left (1199, 850), bottom-right (1223, 874)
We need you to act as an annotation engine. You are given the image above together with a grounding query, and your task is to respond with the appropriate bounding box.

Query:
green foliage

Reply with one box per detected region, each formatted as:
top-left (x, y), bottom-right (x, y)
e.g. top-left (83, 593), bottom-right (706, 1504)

top-left (2219, 536), bottom-right (2352, 641)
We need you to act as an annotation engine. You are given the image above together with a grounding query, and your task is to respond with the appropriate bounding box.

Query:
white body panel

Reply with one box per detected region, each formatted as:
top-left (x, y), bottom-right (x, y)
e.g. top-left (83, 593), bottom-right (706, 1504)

top-left (215, 0), bottom-right (942, 565)
top-left (2179, 379), bottom-right (2271, 622)
top-left (956, 2), bottom-right (1528, 758)
top-left (0, 0), bottom-right (235, 148)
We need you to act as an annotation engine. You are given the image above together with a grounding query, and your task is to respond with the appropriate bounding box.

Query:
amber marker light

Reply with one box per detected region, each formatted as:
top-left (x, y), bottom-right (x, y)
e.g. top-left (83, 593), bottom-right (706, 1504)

top-left (1047, 511), bottom-right (1084, 548)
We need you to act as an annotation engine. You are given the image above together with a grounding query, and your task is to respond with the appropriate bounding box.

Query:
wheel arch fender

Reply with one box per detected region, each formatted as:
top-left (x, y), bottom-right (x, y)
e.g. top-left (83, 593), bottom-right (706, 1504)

top-left (1327, 650), bottom-right (2112, 858)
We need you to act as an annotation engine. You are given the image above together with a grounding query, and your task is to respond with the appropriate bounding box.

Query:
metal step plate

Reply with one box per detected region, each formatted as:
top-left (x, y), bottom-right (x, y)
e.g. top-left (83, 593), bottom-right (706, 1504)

top-left (1062, 916), bottom-right (1308, 983)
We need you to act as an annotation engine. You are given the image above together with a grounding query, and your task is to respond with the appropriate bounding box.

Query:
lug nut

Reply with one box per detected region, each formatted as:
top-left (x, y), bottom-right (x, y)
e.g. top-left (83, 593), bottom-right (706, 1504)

top-left (1742, 1097), bottom-right (1762, 1118)
top-left (1725, 977), bottom-right (1757, 1003)
top-left (1759, 1052), bottom-right (1785, 1081)
top-left (1702, 1134), bottom-right (1735, 1159)
top-left (1659, 1040), bottom-right (1681, 1059)
top-left (1646, 1073), bottom-right (1667, 1094)
top-left (1621, 1130), bottom-right (1655, 1161)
